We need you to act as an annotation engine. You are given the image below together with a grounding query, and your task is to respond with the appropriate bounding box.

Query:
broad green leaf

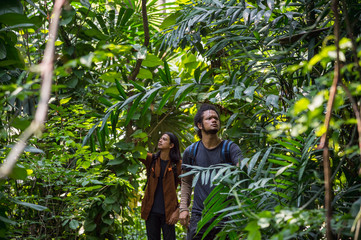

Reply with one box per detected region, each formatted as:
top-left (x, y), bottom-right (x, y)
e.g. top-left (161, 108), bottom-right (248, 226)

top-left (142, 54), bottom-right (163, 67)
top-left (159, 12), bottom-right (181, 29)
top-left (60, 97), bottom-right (72, 105)
top-left (104, 86), bottom-right (119, 95)
top-left (69, 219), bottom-right (79, 230)
top-left (100, 72), bottom-right (122, 83)
top-left (0, 0), bottom-right (23, 15)
top-left (265, 94), bottom-right (279, 109)
top-left (293, 98), bottom-right (310, 115)
top-left (136, 68), bottom-right (153, 79)
top-left (244, 86), bottom-right (256, 102)
top-left (244, 221), bottom-right (261, 240)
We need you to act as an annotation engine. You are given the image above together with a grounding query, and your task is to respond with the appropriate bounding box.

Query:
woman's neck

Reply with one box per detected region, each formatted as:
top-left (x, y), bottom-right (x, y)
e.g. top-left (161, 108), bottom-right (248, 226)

top-left (160, 150), bottom-right (170, 160)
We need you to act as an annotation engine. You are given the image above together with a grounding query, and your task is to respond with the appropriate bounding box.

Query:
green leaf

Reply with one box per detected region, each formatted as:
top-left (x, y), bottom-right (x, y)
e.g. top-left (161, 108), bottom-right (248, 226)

top-left (157, 86), bottom-right (176, 112)
top-left (13, 200), bottom-right (48, 211)
top-left (107, 159), bottom-right (124, 165)
top-left (9, 165), bottom-right (27, 180)
top-left (244, 86), bottom-right (256, 102)
top-left (247, 151), bottom-right (261, 175)
top-left (119, 8), bottom-right (134, 26)
top-left (175, 83), bottom-right (195, 108)
top-left (98, 97), bottom-right (113, 107)
top-left (129, 80), bottom-right (145, 92)
top-left (142, 54), bottom-right (163, 67)
top-left (159, 12), bottom-right (181, 29)
top-left (163, 61), bottom-right (171, 84)
top-left (84, 221), bottom-right (96, 232)
top-left (12, 117), bottom-right (30, 131)
top-left (125, 93), bottom-right (145, 125)
top-left (275, 163), bottom-right (293, 177)
top-left (293, 98), bottom-right (310, 115)
top-left (0, 41), bottom-right (7, 59)
top-left (0, 0), bottom-right (23, 15)
top-left (140, 88), bottom-right (160, 117)
top-left (244, 221), bottom-right (261, 240)
top-left (96, 14), bottom-right (109, 35)
top-left (60, 8), bottom-right (76, 26)
top-left (265, 94), bottom-right (279, 109)
top-left (80, 0), bottom-right (91, 9)
top-left (100, 71), bottom-right (122, 83)
top-left (0, 216), bottom-right (16, 225)
top-left (271, 153), bottom-right (299, 165)
top-left (115, 79), bottom-right (127, 100)
top-left (254, 147), bottom-right (272, 180)
top-left (60, 97), bottom-right (72, 105)
top-left (158, 68), bottom-right (169, 85)
top-left (69, 219), bottom-right (79, 230)
top-left (136, 68), bottom-right (153, 79)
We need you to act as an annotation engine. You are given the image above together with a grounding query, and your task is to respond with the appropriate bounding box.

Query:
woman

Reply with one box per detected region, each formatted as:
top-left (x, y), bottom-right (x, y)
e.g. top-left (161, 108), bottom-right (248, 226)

top-left (140, 132), bottom-right (182, 240)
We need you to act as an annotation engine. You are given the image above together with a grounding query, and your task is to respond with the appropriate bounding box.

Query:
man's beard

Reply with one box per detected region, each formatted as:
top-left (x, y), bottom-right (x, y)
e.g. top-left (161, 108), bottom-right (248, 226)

top-left (202, 123), bottom-right (219, 135)
top-left (204, 129), bottom-right (218, 135)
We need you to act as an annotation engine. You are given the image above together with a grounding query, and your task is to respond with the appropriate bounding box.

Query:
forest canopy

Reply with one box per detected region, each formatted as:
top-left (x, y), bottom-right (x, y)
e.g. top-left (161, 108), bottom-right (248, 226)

top-left (1, 0), bottom-right (361, 239)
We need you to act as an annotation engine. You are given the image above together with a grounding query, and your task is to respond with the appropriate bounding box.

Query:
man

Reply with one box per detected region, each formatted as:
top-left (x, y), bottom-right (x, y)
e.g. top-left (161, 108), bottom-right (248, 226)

top-left (179, 103), bottom-right (243, 240)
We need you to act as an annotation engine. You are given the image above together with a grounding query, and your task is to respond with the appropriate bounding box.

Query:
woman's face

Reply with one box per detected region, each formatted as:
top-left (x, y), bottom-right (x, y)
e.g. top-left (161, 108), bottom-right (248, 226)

top-left (158, 134), bottom-right (174, 150)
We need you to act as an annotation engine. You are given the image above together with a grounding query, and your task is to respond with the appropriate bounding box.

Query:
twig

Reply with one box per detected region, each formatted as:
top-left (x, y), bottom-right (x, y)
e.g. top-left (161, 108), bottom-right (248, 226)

top-left (318, 1), bottom-right (340, 239)
top-left (0, 0), bottom-right (66, 179)
top-left (129, 0), bottom-right (150, 81)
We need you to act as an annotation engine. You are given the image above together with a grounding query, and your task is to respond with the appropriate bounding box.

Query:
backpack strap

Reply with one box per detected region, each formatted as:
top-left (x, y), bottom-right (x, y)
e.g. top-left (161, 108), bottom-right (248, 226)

top-left (188, 141), bottom-right (201, 165)
top-left (221, 140), bottom-right (233, 163)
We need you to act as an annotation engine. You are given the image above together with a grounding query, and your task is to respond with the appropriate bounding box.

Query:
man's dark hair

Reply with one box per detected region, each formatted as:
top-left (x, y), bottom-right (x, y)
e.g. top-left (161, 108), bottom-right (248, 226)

top-left (193, 104), bottom-right (220, 139)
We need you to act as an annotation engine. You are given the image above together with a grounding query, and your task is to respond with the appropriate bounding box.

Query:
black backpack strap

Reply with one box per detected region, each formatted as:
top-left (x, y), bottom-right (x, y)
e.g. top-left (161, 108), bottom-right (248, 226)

top-left (221, 140), bottom-right (233, 163)
top-left (188, 141), bottom-right (200, 166)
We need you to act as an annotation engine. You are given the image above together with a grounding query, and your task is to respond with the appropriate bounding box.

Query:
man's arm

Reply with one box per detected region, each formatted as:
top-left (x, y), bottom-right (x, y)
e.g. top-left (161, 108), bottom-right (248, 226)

top-left (179, 170), bottom-right (193, 227)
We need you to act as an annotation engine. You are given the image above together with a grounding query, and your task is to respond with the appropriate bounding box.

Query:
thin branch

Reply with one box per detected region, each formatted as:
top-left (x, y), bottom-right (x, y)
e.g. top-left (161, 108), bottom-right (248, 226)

top-left (129, 0), bottom-right (150, 81)
top-left (0, 0), bottom-right (66, 179)
top-left (318, 1), bottom-right (340, 239)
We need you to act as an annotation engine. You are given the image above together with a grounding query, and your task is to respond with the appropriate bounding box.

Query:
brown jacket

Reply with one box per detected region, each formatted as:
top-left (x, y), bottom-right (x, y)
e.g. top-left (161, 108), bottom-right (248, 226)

top-left (140, 153), bottom-right (181, 222)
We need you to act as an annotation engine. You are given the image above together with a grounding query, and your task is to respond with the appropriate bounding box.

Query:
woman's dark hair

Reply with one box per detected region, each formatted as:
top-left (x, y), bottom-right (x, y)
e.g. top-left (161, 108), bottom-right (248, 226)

top-left (193, 104), bottom-right (220, 139)
top-left (153, 132), bottom-right (181, 164)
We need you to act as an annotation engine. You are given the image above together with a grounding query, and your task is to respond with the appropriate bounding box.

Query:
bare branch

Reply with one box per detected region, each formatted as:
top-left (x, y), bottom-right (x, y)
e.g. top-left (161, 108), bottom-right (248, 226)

top-left (0, 0), bottom-right (66, 179)
top-left (319, 1), bottom-right (340, 239)
top-left (129, 0), bottom-right (150, 81)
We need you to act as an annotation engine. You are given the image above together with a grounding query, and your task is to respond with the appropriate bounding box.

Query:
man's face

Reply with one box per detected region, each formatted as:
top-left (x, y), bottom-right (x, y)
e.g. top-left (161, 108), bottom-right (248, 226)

top-left (198, 110), bottom-right (220, 135)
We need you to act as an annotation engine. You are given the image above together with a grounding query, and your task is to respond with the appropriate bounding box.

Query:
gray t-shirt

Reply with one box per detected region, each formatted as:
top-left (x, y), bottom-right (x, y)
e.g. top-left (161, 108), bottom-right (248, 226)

top-left (182, 140), bottom-right (243, 214)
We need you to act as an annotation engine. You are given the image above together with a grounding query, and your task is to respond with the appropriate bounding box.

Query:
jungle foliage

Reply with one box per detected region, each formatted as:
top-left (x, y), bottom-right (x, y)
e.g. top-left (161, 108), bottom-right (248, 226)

top-left (1, 0), bottom-right (361, 239)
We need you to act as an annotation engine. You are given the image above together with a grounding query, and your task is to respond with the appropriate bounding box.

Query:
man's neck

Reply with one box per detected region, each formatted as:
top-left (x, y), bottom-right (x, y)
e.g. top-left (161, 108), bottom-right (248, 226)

top-left (201, 134), bottom-right (221, 149)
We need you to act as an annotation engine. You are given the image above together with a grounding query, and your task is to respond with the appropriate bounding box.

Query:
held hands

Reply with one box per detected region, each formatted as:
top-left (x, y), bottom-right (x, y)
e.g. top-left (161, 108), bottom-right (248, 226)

top-left (179, 210), bottom-right (190, 228)
top-left (167, 208), bottom-right (180, 225)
